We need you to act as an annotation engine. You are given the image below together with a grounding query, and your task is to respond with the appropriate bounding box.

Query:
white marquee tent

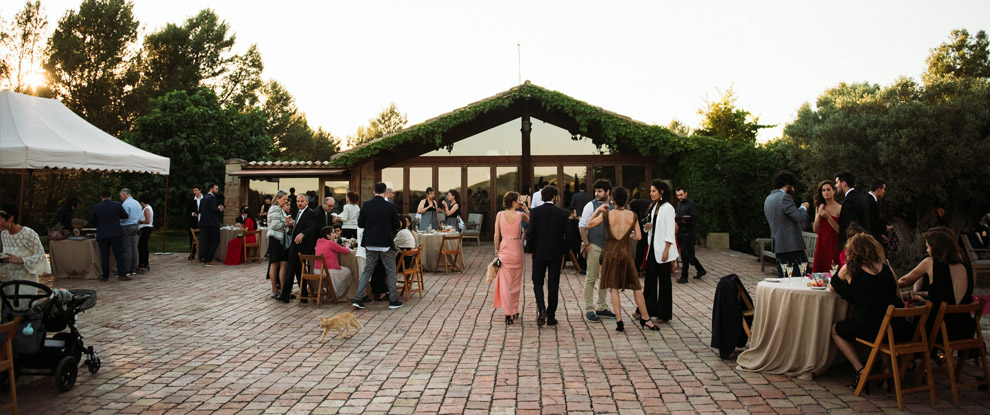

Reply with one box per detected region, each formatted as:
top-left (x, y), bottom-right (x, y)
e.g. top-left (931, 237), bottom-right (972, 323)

top-left (0, 89), bottom-right (169, 174)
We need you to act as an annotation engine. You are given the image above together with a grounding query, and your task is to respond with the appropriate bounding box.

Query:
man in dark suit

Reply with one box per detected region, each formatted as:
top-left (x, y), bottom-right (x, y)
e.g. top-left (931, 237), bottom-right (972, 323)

top-left (526, 185), bottom-right (574, 327)
top-left (569, 183), bottom-right (592, 212)
top-left (88, 191), bottom-right (130, 281)
top-left (278, 192), bottom-right (321, 303)
top-left (188, 184), bottom-right (202, 260)
top-left (352, 182), bottom-right (403, 309)
top-left (675, 186), bottom-right (707, 282)
top-left (198, 183), bottom-right (224, 265)
top-left (835, 171), bottom-right (871, 249)
top-left (867, 179), bottom-right (892, 245)
top-left (764, 171), bottom-right (810, 278)
top-left (320, 196), bottom-right (336, 227)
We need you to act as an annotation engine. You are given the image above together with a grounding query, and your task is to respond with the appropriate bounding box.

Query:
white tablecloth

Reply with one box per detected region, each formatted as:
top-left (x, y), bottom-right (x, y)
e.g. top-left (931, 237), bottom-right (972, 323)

top-left (736, 278), bottom-right (852, 379)
top-left (419, 232), bottom-right (461, 272)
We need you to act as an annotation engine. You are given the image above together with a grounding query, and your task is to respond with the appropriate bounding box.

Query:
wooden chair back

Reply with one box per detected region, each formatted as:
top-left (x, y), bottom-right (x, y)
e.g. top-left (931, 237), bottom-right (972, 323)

top-left (854, 303), bottom-right (935, 409)
top-left (242, 230), bottom-right (262, 263)
top-left (926, 299), bottom-right (990, 404)
top-left (190, 228), bottom-right (200, 259)
top-left (397, 248), bottom-right (423, 300)
top-left (297, 254), bottom-right (336, 306)
top-left (961, 235), bottom-right (990, 278)
top-left (734, 279), bottom-right (755, 338)
top-left (0, 317), bottom-right (20, 415)
top-left (435, 234), bottom-right (463, 274)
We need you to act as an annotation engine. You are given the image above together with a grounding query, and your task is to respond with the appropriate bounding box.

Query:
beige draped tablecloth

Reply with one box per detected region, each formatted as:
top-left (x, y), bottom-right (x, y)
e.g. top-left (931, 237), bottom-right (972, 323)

top-left (337, 251), bottom-right (360, 300)
top-left (216, 227), bottom-right (268, 262)
top-left (419, 232), bottom-right (460, 272)
top-left (50, 239), bottom-right (116, 279)
top-left (736, 277), bottom-right (853, 380)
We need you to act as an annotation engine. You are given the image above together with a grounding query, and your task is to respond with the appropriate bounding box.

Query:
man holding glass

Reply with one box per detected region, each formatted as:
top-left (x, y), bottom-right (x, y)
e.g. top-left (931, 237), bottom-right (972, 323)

top-left (763, 171), bottom-right (810, 278)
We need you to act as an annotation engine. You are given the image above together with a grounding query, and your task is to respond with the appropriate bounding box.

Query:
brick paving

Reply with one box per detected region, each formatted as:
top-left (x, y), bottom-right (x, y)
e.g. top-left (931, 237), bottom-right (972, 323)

top-left (8, 245), bottom-right (990, 414)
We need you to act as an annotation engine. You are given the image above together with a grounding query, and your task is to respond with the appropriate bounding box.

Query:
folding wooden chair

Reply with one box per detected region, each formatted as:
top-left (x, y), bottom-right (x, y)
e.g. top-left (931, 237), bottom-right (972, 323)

top-left (734, 279), bottom-right (755, 338)
top-left (917, 299), bottom-right (990, 404)
top-left (297, 254), bottom-right (336, 306)
top-left (0, 317), bottom-right (19, 415)
top-left (242, 230), bottom-right (262, 263)
top-left (855, 303), bottom-right (935, 410)
top-left (435, 235), bottom-right (463, 274)
top-left (397, 248), bottom-right (423, 300)
top-left (189, 228), bottom-right (200, 260)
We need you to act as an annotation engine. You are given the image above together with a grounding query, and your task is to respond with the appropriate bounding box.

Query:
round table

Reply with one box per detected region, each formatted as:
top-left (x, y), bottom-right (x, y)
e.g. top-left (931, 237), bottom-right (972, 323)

top-left (418, 231), bottom-right (460, 272)
top-left (216, 227), bottom-right (269, 262)
top-left (735, 277), bottom-right (852, 380)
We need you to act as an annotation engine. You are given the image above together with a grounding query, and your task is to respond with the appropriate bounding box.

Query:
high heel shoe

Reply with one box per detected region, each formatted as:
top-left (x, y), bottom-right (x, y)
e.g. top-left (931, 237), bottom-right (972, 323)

top-left (616, 321), bottom-right (624, 332)
top-left (850, 367), bottom-right (869, 394)
top-left (640, 319), bottom-right (660, 331)
top-left (505, 315), bottom-right (513, 325)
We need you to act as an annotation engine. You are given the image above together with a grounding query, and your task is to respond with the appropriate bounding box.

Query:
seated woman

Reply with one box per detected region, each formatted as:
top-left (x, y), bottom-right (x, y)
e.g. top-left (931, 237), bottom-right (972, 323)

top-left (394, 216), bottom-right (418, 269)
top-left (897, 227), bottom-right (975, 341)
top-left (314, 226), bottom-right (353, 299)
top-left (224, 206), bottom-right (257, 265)
top-left (830, 233), bottom-right (910, 389)
top-left (838, 223), bottom-right (869, 268)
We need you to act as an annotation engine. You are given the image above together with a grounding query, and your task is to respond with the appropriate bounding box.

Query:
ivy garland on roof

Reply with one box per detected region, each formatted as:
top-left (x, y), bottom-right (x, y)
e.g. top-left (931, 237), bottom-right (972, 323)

top-left (329, 83), bottom-right (692, 167)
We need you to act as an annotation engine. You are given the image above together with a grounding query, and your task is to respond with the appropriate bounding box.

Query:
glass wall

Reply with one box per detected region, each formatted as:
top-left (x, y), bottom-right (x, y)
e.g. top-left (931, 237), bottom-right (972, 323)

top-left (467, 167), bottom-right (492, 235)
top-left (408, 167), bottom-right (433, 216)
top-left (495, 166), bottom-right (519, 213)
top-left (382, 167), bottom-right (404, 215)
top-left (591, 166), bottom-right (615, 190)
top-left (621, 165), bottom-right (647, 200)
top-left (278, 178), bottom-right (320, 197)
top-left (560, 166), bottom-right (587, 209)
top-left (533, 166), bottom-right (558, 190)
top-left (322, 181), bottom-right (349, 213)
top-left (248, 179), bottom-right (279, 218)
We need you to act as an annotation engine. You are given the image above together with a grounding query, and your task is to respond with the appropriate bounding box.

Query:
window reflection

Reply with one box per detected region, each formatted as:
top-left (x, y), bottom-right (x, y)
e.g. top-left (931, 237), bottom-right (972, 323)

top-left (592, 166), bottom-right (615, 189)
top-left (408, 167), bottom-right (433, 216)
top-left (622, 165), bottom-right (646, 199)
top-left (382, 167), bottom-right (404, 214)
top-left (323, 181), bottom-right (348, 213)
top-left (495, 166), bottom-right (518, 212)
top-left (561, 166), bottom-right (587, 208)
top-left (467, 167), bottom-right (491, 235)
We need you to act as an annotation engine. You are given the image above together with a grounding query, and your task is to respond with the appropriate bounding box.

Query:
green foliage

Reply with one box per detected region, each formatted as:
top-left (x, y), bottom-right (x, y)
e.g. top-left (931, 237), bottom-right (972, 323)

top-left (781, 75), bottom-right (990, 263)
top-left (217, 43), bottom-right (264, 111)
top-left (261, 80), bottom-right (339, 160)
top-left (695, 87), bottom-right (774, 143)
top-left (1, 1), bottom-right (48, 93)
top-left (925, 29), bottom-right (990, 79)
top-left (44, 0), bottom-right (140, 136)
top-left (122, 88), bottom-right (271, 228)
top-left (347, 102), bottom-right (409, 147)
top-left (667, 119), bottom-right (690, 137)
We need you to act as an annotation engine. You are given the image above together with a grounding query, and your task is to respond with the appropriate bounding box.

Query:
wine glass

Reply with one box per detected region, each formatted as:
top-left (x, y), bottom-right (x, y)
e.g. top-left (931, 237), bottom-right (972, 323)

top-left (798, 261), bottom-right (808, 278)
top-left (830, 262), bottom-right (838, 276)
top-left (781, 262), bottom-right (793, 278)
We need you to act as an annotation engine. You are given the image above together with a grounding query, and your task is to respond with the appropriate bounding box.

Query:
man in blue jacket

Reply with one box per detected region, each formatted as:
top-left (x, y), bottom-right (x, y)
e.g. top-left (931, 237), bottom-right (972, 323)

top-left (352, 182), bottom-right (402, 310)
top-left (88, 191), bottom-right (130, 281)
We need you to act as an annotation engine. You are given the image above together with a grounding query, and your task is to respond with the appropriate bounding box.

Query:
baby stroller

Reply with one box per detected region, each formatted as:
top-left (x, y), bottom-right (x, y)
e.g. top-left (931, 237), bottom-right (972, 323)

top-left (1, 280), bottom-right (100, 392)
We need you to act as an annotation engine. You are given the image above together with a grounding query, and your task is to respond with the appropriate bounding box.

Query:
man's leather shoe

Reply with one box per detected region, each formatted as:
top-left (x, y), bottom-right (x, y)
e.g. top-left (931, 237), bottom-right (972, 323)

top-left (694, 270), bottom-right (707, 279)
top-left (676, 277), bottom-right (689, 284)
top-left (547, 317), bottom-right (558, 326)
top-left (537, 311), bottom-right (547, 327)
top-left (119, 275), bottom-right (132, 281)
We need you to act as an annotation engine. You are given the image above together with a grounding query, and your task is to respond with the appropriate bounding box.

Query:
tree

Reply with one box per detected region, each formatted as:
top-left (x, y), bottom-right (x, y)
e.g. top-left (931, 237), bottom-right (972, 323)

top-left (123, 88), bottom-right (271, 227)
top-left (260, 80), bottom-right (339, 160)
top-left (134, 9), bottom-right (235, 106)
top-left (347, 102), bottom-right (408, 147)
top-left (925, 29), bottom-right (990, 79)
top-left (44, 0), bottom-right (140, 136)
top-left (667, 119), bottom-right (690, 137)
top-left (217, 43), bottom-right (263, 111)
top-left (695, 87), bottom-right (774, 143)
top-left (1, 1), bottom-right (48, 93)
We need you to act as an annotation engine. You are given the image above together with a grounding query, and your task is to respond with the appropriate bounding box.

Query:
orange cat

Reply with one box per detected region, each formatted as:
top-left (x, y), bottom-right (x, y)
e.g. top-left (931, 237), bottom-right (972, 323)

top-left (319, 312), bottom-right (362, 342)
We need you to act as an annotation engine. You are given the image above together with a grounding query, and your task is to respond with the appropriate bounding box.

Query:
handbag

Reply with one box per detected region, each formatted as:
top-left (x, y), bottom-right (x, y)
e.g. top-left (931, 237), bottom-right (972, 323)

top-left (485, 255), bottom-right (501, 284)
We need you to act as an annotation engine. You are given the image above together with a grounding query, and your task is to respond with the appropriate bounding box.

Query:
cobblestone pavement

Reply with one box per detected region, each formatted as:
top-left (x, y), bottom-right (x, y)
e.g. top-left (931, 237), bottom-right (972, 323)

top-left (7, 245), bottom-right (990, 414)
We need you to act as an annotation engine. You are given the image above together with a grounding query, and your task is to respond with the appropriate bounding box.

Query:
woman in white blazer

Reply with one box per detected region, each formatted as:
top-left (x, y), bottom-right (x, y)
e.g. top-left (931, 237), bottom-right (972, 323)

top-left (642, 179), bottom-right (679, 322)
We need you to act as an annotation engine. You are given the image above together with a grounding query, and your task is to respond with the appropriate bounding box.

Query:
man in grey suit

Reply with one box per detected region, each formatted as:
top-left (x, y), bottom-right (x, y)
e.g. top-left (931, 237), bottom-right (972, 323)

top-left (764, 171), bottom-right (810, 278)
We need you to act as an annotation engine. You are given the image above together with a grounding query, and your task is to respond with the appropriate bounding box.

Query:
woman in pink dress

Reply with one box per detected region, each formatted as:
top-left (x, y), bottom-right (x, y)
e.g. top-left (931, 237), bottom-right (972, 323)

top-left (493, 191), bottom-right (529, 324)
top-left (811, 180), bottom-right (842, 273)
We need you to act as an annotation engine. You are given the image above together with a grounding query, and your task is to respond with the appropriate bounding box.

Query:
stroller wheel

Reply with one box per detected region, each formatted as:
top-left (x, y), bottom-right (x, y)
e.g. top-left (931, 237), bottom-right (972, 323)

top-left (55, 356), bottom-right (78, 393)
top-left (87, 356), bottom-right (101, 374)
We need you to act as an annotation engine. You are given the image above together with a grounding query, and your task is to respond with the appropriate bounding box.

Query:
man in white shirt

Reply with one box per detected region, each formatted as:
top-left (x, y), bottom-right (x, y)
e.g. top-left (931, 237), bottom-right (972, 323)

top-left (188, 185), bottom-right (203, 260)
top-left (530, 184), bottom-right (546, 209)
top-left (577, 179), bottom-right (617, 322)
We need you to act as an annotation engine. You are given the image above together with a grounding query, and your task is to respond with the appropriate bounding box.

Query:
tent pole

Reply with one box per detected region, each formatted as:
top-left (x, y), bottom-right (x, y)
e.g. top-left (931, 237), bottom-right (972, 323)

top-left (17, 171), bottom-right (26, 217)
top-left (161, 175), bottom-right (169, 252)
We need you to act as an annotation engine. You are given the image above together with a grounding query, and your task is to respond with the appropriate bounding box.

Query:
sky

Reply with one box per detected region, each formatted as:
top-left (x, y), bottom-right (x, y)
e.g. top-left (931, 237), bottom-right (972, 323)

top-left (17, 0), bottom-right (990, 145)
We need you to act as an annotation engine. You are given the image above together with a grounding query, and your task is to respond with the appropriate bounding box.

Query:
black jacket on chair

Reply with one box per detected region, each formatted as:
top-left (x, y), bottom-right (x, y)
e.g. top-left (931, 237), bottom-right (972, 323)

top-left (711, 274), bottom-right (753, 359)
top-left (525, 203), bottom-right (574, 260)
top-left (358, 195), bottom-right (400, 250)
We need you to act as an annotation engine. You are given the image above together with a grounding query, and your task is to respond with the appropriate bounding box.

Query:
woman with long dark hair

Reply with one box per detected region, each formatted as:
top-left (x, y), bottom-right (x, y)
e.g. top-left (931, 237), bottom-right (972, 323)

top-left (812, 180), bottom-right (842, 272)
top-left (897, 227), bottom-right (974, 340)
top-left (443, 189), bottom-right (462, 231)
top-left (642, 180), bottom-right (678, 323)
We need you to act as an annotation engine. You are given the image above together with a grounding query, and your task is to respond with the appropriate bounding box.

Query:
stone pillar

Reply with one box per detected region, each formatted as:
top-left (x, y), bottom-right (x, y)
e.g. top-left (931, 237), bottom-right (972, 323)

top-left (223, 159), bottom-right (246, 226)
top-left (357, 161), bottom-right (376, 200)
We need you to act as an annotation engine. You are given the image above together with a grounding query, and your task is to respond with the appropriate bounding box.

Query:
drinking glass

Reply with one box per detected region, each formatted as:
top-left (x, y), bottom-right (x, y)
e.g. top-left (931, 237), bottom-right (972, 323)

top-left (781, 262), bottom-right (793, 278)
top-left (798, 261), bottom-right (808, 277)
top-left (830, 262), bottom-right (838, 276)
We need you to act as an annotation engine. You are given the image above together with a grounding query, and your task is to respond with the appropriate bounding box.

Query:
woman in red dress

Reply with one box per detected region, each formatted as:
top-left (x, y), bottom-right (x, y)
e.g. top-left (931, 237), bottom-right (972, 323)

top-left (811, 180), bottom-right (842, 273)
top-left (224, 206), bottom-right (257, 265)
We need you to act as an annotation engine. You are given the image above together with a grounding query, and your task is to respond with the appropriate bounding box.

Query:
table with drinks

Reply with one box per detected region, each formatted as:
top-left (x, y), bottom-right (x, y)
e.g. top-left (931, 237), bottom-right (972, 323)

top-left (736, 261), bottom-right (853, 380)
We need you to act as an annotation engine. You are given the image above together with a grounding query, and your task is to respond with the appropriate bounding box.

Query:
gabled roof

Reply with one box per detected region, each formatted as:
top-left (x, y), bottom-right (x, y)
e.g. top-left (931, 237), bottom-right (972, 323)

top-left (328, 81), bottom-right (684, 168)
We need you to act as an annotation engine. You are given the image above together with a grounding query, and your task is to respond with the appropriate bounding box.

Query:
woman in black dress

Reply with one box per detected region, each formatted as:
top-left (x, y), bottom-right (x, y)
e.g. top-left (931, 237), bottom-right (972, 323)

top-left (897, 227), bottom-right (975, 341)
top-left (830, 233), bottom-right (909, 386)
